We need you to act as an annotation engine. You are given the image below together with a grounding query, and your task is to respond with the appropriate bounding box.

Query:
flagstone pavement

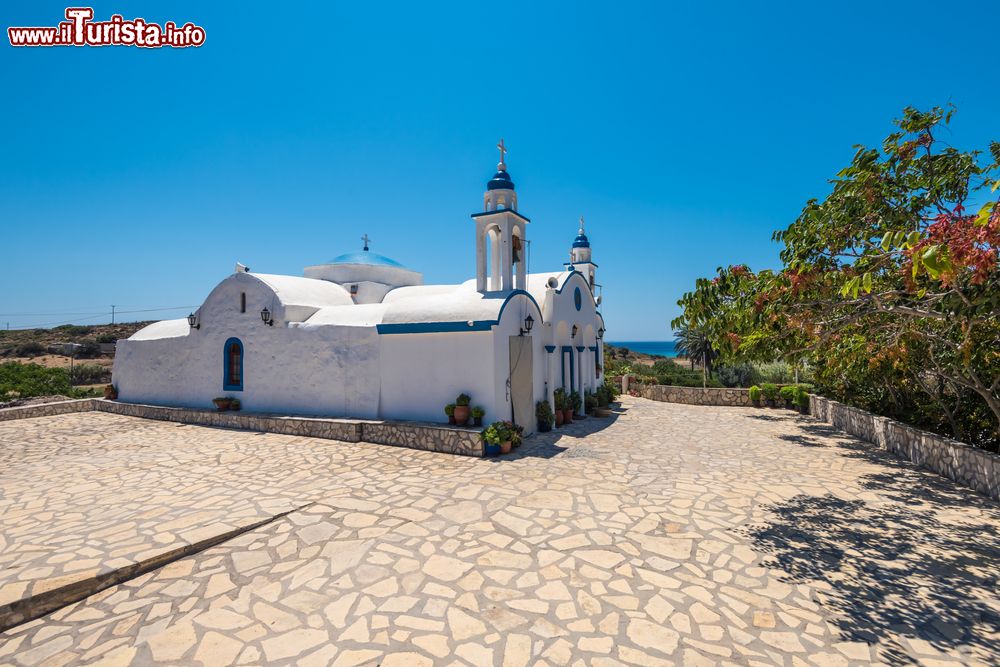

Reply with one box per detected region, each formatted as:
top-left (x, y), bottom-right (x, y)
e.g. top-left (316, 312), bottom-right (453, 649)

top-left (0, 397), bottom-right (997, 666)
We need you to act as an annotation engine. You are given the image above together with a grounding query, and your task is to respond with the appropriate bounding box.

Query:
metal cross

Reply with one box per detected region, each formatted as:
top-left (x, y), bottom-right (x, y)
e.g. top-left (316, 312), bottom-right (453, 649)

top-left (361, 234), bottom-right (371, 251)
top-left (579, 216), bottom-right (585, 233)
top-left (497, 138), bottom-right (507, 166)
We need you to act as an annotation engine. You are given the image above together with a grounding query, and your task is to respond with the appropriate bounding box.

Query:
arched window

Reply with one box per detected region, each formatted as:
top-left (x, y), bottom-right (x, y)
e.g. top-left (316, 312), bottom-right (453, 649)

top-left (223, 338), bottom-right (243, 391)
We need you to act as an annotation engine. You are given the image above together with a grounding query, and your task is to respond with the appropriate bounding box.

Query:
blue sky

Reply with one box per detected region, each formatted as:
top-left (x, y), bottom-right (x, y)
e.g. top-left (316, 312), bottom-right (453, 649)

top-left (2, 1), bottom-right (998, 339)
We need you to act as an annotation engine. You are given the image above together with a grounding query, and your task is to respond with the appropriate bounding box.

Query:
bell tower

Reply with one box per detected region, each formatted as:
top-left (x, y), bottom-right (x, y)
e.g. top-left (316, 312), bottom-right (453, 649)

top-left (472, 139), bottom-right (529, 293)
top-left (566, 216), bottom-right (597, 288)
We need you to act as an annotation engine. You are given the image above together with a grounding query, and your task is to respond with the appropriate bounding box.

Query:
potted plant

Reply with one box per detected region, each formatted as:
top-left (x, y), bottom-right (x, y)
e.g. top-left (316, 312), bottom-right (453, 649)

top-left (472, 406), bottom-right (485, 427)
top-left (779, 385), bottom-right (797, 409)
top-left (212, 397), bottom-right (232, 411)
top-left (229, 398), bottom-right (241, 411)
top-left (480, 422), bottom-right (504, 456)
top-left (748, 385), bottom-right (762, 407)
top-left (103, 384), bottom-right (117, 400)
top-left (553, 389), bottom-right (566, 427)
top-left (504, 421), bottom-right (522, 452)
top-left (445, 403), bottom-right (456, 425)
top-left (761, 383), bottom-right (779, 408)
top-left (584, 391), bottom-right (598, 415)
top-left (569, 391), bottom-right (583, 418)
top-left (536, 400), bottom-right (554, 432)
top-left (453, 393), bottom-right (471, 426)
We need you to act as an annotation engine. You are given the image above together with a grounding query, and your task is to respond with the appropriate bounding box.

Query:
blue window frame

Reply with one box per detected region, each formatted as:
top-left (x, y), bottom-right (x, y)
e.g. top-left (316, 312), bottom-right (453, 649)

top-left (574, 287), bottom-right (582, 311)
top-left (223, 337), bottom-right (243, 391)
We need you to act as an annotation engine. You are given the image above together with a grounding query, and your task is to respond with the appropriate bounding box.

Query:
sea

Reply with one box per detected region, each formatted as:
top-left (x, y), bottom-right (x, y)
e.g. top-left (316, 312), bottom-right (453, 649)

top-left (607, 341), bottom-right (678, 358)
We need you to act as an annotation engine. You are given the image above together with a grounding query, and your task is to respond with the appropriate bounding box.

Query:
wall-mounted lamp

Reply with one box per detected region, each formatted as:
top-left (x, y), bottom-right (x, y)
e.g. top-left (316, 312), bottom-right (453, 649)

top-left (520, 314), bottom-right (534, 336)
top-left (261, 307), bottom-right (273, 326)
top-left (187, 313), bottom-right (200, 330)
top-left (571, 324), bottom-right (578, 339)
top-left (597, 327), bottom-right (605, 340)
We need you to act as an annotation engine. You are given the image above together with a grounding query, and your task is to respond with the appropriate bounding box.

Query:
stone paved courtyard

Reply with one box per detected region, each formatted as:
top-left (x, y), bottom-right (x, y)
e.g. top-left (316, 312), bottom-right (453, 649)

top-left (1, 397), bottom-right (997, 666)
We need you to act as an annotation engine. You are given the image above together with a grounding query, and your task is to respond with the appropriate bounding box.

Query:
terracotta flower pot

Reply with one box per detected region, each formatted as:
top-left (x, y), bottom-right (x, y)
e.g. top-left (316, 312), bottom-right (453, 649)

top-left (500, 440), bottom-right (512, 454)
top-left (213, 398), bottom-right (231, 411)
top-left (554, 410), bottom-right (564, 427)
top-left (563, 409), bottom-right (574, 423)
top-left (453, 405), bottom-right (470, 426)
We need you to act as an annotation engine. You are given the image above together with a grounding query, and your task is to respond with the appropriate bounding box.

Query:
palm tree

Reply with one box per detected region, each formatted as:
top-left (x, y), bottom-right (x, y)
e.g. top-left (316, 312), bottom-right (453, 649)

top-left (674, 324), bottom-right (716, 387)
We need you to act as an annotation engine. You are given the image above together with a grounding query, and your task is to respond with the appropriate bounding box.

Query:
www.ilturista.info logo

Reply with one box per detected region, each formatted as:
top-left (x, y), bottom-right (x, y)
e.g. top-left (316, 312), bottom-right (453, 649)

top-left (8, 7), bottom-right (205, 48)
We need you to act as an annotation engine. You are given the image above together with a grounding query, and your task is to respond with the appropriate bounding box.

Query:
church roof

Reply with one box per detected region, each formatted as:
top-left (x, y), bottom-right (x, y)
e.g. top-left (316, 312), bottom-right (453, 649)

top-left (487, 170), bottom-right (515, 191)
top-left (251, 273), bottom-right (353, 308)
top-left (328, 251), bottom-right (406, 268)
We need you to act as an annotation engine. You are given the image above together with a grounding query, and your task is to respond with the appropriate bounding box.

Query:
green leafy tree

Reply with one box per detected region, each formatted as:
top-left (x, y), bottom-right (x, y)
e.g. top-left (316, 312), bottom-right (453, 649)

top-left (674, 106), bottom-right (1000, 449)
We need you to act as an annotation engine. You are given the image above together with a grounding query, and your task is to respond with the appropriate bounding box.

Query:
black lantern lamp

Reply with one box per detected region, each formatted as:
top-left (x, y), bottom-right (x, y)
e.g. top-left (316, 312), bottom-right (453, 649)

top-left (261, 306), bottom-right (273, 326)
top-left (520, 314), bottom-right (534, 336)
top-left (571, 324), bottom-right (578, 339)
top-left (597, 326), bottom-right (605, 340)
top-left (187, 312), bottom-right (200, 330)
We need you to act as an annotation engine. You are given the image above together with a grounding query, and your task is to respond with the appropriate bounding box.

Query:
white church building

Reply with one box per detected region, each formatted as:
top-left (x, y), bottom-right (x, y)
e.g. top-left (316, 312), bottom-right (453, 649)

top-left (112, 143), bottom-right (606, 433)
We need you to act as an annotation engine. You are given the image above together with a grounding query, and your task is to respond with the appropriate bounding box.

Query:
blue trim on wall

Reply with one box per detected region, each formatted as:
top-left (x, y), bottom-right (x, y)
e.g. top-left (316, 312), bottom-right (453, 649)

top-left (561, 346), bottom-right (575, 390)
top-left (376, 320), bottom-right (495, 334)
top-left (588, 346), bottom-right (597, 351)
top-left (375, 290), bottom-right (543, 335)
top-left (223, 337), bottom-right (244, 392)
top-left (544, 345), bottom-right (556, 353)
top-left (576, 346), bottom-right (585, 353)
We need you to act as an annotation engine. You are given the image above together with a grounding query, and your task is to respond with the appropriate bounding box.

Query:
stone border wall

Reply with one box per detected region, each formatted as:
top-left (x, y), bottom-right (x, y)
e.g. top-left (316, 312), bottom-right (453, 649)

top-left (0, 398), bottom-right (100, 422)
top-left (0, 399), bottom-right (482, 457)
top-left (811, 395), bottom-right (1000, 501)
top-left (638, 385), bottom-right (751, 407)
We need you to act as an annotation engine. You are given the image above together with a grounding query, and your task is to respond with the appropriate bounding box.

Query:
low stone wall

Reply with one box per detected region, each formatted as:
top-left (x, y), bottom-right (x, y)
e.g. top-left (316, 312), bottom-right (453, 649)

top-left (361, 422), bottom-right (482, 457)
top-left (94, 401), bottom-right (364, 442)
top-left (638, 385), bottom-right (752, 407)
top-left (811, 395), bottom-right (1000, 501)
top-left (0, 399), bottom-right (483, 457)
top-left (0, 398), bottom-right (99, 422)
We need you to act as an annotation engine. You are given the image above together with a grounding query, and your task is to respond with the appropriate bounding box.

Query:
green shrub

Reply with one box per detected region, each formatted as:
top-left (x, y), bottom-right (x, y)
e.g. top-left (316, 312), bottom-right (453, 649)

top-left (15, 342), bottom-right (45, 357)
top-left (472, 406), bottom-right (485, 418)
top-left (649, 359), bottom-right (723, 387)
top-left (748, 385), bottom-right (762, 402)
top-left (444, 403), bottom-right (456, 417)
top-left (779, 386), bottom-right (797, 402)
top-left (455, 393), bottom-right (471, 406)
top-left (0, 362), bottom-right (73, 398)
top-left (755, 361), bottom-right (794, 384)
top-left (716, 363), bottom-right (756, 388)
top-left (71, 364), bottom-right (109, 385)
top-left (795, 387), bottom-right (811, 411)
top-left (569, 391), bottom-right (582, 412)
top-left (761, 383), bottom-right (780, 400)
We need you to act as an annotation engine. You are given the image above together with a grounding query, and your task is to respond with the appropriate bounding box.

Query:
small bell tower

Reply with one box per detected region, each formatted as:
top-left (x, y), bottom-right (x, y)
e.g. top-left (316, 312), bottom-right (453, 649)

top-left (566, 216), bottom-right (597, 288)
top-left (472, 139), bottom-right (529, 293)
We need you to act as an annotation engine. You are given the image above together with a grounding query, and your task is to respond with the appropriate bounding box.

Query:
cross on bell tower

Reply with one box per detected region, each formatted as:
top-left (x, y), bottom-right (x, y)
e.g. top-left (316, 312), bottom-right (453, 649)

top-left (361, 234), bottom-right (371, 251)
top-left (497, 138), bottom-right (507, 169)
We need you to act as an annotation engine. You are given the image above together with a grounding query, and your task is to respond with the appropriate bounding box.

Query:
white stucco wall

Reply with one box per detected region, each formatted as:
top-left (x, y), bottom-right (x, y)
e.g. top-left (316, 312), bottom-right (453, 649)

top-left (113, 273), bottom-right (381, 418)
top-left (378, 331), bottom-right (497, 424)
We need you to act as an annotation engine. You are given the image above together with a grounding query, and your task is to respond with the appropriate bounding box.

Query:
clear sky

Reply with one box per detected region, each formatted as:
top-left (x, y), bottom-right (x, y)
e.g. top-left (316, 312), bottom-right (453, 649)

top-left (2, 1), bottom-right (998, 339)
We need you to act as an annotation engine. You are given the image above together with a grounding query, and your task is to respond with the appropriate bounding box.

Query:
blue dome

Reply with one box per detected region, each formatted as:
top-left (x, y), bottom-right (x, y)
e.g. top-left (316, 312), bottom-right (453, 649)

top-left (329, 251), bottom-right (405, 268)
top-left (572, 233), bottom-right (590, 248)
top-left (487, 169), bottom-right (515, 191)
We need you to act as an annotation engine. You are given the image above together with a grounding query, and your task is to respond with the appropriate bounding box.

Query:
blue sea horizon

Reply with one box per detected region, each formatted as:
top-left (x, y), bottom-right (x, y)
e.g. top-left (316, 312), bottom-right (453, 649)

top-left (607, 341), bottom-right (678, 358)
